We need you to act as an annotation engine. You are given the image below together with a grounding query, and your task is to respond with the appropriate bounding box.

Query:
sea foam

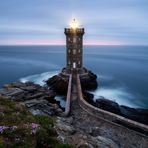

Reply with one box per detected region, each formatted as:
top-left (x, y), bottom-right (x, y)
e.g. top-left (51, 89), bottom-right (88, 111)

top-left (20, 71), bottom-right (59, 86)
top-left (20, 71), bottom-right (143, 108)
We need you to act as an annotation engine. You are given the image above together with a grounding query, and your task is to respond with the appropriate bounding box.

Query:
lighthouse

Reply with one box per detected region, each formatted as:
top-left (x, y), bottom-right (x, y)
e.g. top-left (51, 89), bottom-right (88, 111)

top-left (64, 19), bottom-right (85, 74)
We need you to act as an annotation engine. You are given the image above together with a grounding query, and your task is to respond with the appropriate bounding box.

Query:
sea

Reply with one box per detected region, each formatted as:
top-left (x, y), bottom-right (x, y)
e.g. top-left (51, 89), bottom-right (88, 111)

top-left (0, 45), bottom-right (148, 109)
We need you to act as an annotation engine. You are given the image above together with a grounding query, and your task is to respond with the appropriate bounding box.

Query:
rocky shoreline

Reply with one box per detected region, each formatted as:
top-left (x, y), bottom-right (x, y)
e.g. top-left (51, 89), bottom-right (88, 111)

top-left (0, 82), bottom-right (63, 116)
top-left (1, 69), bottom-right (146, 126)
top-left (0, 80), bottom-right (120, 147)
top-left (46, 74), bottom-right (69, 95)
top-left (80, 70), bottom-right (98, 90)
top-left (84, 94), bottom-right (148, 125)
top-left (0, 71), bottom-right (148, 147)
top-left (46, 70), bottom-right (98, 95)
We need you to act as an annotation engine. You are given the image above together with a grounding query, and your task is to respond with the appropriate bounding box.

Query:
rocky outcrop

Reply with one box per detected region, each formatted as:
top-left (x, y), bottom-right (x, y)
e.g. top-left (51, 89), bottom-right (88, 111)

top-left (90, 96), bottom-right (148, 125)
top-left (80, 70), bottom-right (98, 90)
top-left (46, 70), bottom-right (98, 95)
top-left (1, 79), bottom-right (147, 147)
top-left (83, 91), bottom-right (96, 106)
top-left (46, 75), bottom-right (69, 95)
top-left (46, 70), bottom-right (98, 96)
top-left (55, 116), bottom-right (119, 148)
top-left (96, 96), bottom-right (121, 114)
top-left (119, 105), bottom-right (148, 125)
top-left (0, 82), bottom-right (63, 116)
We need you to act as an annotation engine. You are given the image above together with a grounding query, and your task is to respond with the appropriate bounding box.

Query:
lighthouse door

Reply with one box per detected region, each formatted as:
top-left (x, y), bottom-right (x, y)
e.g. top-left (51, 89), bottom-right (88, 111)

top-left (73, 62), bottom-right (76, 69)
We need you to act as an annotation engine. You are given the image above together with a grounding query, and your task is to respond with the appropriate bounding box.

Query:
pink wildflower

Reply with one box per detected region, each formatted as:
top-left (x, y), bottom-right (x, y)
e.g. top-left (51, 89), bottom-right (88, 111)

top-left (31, 123), bottom-right (40, 134)
top-left (0, 126), bottom-right (9, 134)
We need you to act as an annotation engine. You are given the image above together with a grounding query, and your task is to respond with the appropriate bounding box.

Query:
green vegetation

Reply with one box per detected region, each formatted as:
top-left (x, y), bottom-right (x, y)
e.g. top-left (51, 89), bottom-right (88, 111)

top-left (0, 97), bottom-right (72, 148)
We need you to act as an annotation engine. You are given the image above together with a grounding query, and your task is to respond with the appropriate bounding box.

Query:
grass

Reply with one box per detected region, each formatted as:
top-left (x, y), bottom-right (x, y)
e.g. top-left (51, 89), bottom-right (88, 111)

top-left (0, 96), bottom-right (72, 148)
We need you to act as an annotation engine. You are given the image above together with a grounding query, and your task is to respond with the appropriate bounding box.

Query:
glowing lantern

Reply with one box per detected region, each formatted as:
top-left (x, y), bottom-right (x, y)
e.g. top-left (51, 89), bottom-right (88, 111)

top-left (70, 19), bottom-right (79, 29)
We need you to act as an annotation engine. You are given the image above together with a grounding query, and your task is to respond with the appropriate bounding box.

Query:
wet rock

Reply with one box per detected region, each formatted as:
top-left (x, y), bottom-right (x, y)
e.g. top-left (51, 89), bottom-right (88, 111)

top-left (120, 105), bottom-right (148, 125)
top-left (94, 97), bottom-right (148, 125)
top-left (46, 75), bottom-right (69, 95)
top-left (96, 97), bottom-right (121, 114)
top-left (46, 70), bottom-right (98, 95)
top-left (83, 91), bottom-right (96, 107)
top-left (80, 70), bottom-right (98, 91)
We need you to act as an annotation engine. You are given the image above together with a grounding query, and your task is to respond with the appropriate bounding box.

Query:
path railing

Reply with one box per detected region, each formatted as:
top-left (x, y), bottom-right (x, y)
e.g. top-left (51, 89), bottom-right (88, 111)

top-left (62, 74), bottom-right (72, 116)
top-left (61, 73), bottom-right (148, 135)
top-left (76, 74), bottom-right (148, 135)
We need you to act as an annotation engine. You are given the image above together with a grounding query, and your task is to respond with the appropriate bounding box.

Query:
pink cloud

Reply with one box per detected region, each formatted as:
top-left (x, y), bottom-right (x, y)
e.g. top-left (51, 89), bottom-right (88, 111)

top-left (0, 39), bottom-right (122, 45)
top-left (84, 40), bottom-right (122, 45)
top-left (0, 39), bottom-right (65, 45)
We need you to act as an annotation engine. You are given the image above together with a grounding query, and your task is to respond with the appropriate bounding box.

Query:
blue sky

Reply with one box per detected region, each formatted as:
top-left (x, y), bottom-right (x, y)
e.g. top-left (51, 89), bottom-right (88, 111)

top-left (0, 0), bottom-right (148, 45)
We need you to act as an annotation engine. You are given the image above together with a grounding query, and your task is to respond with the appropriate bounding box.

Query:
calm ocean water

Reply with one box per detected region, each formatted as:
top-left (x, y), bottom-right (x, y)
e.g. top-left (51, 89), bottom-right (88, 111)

top-left (0, 45), bottom-right (148, 108)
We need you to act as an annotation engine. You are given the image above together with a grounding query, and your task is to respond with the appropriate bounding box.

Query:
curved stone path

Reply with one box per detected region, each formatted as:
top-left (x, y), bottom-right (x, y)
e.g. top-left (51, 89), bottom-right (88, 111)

top-left (56, 75), bottom-right (148, 148)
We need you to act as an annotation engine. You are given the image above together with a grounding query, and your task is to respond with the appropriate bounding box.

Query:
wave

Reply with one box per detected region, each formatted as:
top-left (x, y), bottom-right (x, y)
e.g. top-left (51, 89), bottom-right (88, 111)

top-left (20, 71), bottom-right (145, 108)
top-left (98, 74), bottom-right (114, 81)
top-left (20, 71), bottom-right (66, 107)
top-left (20, 71), bottom-right (59, 86)
top-left (90, 87), bottom-right (140, 108)
top-left (55, 96), bottom-right (66, 108)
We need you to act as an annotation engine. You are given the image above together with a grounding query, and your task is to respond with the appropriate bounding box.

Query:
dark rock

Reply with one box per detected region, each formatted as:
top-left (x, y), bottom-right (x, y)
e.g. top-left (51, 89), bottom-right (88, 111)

top-left (1, 81), bottom-right (64, 116)
top-left (80, 71), bottom-right (98, 91)
top-left (19, 86), bottom-right (37, 92)
top-left (46, 90), bottom-right (56, 98)
top-left (96, 97), bottom-right (121, 114)
top-left (27, 92), bottom-right (44, 99)
top-left (46, 75), bottom-right (69, 95)
top-left (46, 69), bottom-right (98, 94)
top-left (94, 97), bottom-right (148, 125)
top-left (83, 91), bottom-right (96, 106)
top-left (120, 105), bottom-right (148, 125)
top-left (24, 99), bottom-right (48, 108)
top-left (0, 88), bottom-right (24, 96)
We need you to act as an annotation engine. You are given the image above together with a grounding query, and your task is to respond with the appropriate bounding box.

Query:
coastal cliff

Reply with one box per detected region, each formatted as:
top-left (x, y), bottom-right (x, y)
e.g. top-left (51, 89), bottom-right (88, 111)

top-left (46, 70), bottom-right (98, 95)
top-left (83, 94), bottom-right (148, 125)
top-left (0, 76), bottom-right (148, 147)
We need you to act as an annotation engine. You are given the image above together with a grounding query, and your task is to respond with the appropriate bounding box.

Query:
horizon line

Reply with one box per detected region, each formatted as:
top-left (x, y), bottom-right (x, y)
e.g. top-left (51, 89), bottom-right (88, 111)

top-left (0, 39), bottom-right (147, 46)
top-left (0, 44), bottom-right (148, 46)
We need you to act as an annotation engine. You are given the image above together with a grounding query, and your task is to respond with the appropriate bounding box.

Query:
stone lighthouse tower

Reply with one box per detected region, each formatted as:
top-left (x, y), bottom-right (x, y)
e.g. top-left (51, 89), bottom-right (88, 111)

top-left (64, 19), bottom-right (85, 74)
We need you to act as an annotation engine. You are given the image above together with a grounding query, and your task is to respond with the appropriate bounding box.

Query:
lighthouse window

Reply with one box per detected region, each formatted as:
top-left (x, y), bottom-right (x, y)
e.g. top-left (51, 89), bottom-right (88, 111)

top-left (78, 49), bottom-right (81, 53)
top-left (68, 49), bottom-right (71, 53)
top-left (73, 37), bottom-right (76, 43)
top-left (78, 61), bottom-right (81, 65)
top-left (68, 38), bottom-right (71, 41)
top-left (73, 62), bottom-right (76, 69)
top-left (73, 49), bottom-right (76, 55)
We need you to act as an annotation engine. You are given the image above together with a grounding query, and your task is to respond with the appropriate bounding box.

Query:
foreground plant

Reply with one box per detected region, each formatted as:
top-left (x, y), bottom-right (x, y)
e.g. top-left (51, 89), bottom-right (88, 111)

top-left (0, 96), bottom-right (72, 148)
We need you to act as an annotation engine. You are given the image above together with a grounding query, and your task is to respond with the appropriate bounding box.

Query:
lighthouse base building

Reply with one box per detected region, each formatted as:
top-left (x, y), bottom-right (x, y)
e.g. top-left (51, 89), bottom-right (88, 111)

top-left (46, 19), bottom-right (98, 95)
top-left (62, 19), bottom-right (88, 76)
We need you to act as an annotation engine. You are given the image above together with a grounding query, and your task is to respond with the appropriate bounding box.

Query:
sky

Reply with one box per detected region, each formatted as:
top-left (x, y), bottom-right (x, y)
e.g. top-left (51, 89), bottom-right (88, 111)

top-left (0, 0), bottom-right (148, 45)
